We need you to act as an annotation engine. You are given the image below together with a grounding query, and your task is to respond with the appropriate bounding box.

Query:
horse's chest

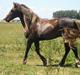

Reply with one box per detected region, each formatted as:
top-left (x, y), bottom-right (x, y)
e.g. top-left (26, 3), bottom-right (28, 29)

top-left (37, 23), bottom-right (54, 35)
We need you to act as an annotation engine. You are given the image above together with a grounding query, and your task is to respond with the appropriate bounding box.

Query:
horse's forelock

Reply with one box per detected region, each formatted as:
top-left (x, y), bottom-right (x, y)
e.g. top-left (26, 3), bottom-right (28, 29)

top-left (13, 2), bottom-right (21, 9)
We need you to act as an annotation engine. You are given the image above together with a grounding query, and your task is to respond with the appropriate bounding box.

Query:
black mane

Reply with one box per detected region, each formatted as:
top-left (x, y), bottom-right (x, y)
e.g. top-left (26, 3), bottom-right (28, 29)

top-left (21, 4), bottom-right (29, 9)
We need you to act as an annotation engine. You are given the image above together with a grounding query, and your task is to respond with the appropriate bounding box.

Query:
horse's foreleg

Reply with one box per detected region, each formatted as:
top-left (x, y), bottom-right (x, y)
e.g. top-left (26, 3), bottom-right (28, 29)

top-left (59, 43), bottom-right (70, 66)
top-left (34, 41), bottom-right (47, 66)
top-left (23, 38), bottom-right (33, 64)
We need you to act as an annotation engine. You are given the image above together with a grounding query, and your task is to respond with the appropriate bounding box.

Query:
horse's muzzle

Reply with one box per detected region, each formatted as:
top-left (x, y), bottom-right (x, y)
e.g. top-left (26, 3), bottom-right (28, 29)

top-left (3, 18), bottom-right (9, 22)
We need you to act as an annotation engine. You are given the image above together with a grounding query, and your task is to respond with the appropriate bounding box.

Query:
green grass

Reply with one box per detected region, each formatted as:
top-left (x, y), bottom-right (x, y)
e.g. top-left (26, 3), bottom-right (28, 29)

top-left (0, 22), bottom-right (80, 75)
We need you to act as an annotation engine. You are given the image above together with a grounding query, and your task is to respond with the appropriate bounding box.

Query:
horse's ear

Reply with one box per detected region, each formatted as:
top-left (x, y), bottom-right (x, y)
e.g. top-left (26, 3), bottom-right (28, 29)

top-left (13, 2), bottom-right (20, 8)
top-left (13, 2), bottom-right (17, 8)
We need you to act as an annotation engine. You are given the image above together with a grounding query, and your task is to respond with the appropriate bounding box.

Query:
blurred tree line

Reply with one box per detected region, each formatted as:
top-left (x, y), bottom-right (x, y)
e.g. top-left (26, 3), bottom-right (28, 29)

top-left (53, 10), bottom-right (80, 19)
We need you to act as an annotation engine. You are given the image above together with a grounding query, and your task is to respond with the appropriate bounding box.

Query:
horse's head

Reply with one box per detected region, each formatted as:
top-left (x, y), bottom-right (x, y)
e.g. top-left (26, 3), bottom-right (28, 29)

top-left (4, 2), bottom-right (22, 22)
top-left (4, 2), bottom-right (39, 24)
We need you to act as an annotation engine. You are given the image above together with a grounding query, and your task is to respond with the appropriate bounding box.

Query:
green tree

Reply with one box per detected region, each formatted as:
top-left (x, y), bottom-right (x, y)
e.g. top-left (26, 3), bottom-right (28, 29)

top-left (53, 10), bottom-right (79, 19)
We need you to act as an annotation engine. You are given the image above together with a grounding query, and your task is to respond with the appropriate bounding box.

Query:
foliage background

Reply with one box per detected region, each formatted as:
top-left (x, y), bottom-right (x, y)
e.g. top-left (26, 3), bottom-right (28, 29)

top-left (53, 10), bottom-right (80, 19)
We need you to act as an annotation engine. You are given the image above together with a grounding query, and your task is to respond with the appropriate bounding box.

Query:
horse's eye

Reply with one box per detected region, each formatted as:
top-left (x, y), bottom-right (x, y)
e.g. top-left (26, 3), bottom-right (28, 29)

top-left (11, 10), bottom-right (14, 12)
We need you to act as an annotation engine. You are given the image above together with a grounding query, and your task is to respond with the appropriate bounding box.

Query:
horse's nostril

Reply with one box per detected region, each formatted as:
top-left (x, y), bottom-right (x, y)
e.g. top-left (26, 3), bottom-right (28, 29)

top-left (3, 18), bottom-right (7, 21)
top-left (4, 18), bottom-right (9, 22)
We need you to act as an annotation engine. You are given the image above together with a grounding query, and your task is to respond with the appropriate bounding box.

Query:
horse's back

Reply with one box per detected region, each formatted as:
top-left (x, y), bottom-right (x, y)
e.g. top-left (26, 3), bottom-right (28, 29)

top-left (48, 18), bottom-right (74, 28)
top-left (59, 18), bottom-right (75, 28)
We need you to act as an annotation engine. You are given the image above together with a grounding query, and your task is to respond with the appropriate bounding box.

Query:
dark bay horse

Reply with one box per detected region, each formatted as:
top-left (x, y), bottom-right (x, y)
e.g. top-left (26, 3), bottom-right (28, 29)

top-left (4, 3), bottom-right (80, 67)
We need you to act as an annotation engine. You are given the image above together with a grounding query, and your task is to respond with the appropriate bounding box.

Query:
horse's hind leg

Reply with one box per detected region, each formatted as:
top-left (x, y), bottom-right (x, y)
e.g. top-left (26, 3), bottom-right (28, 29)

top-left (68, 40), bottom-right (80, 67)
top-left (34, 41), bottom-right (47, 66)
top-left (71, 46), bottom-right (80, 67)
top-left (72, 47), bottom-right (79, 60)
top-left (59, 43), bottom-right (70, 66)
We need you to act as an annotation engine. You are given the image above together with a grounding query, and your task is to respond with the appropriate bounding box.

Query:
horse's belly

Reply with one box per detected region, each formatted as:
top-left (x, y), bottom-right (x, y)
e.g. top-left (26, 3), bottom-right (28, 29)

top-left (37, 22), bottom-right (61, 40)
top-left (39, 31), bottom-right (61, 40)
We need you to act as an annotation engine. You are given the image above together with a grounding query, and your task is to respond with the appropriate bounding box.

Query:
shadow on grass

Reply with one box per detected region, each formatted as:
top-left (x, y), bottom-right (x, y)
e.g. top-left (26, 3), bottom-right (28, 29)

top-left (36, 63), bottom-right (75, 68)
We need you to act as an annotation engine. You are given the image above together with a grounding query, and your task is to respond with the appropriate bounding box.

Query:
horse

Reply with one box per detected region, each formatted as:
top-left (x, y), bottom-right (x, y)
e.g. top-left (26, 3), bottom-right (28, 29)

top-left (4, 2), bottom-right (80, 67)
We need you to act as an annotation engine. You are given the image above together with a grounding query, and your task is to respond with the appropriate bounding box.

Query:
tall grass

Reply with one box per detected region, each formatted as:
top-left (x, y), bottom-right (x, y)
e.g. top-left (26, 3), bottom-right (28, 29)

top-left (0, 22), bottom-right (80, 75)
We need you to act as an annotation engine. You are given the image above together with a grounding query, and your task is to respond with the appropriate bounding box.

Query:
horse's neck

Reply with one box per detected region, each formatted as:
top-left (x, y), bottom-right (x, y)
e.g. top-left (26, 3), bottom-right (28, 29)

top-left (21, 6), bottom-right (32, 19)
top-left (20, 6), bottom-right (41, 32)
top-left (21, 6), bottom-right (40, 25)
top-left (20, 16), bottom-right (25, 28)
top-left (20, 15), bottom-right (31, 33)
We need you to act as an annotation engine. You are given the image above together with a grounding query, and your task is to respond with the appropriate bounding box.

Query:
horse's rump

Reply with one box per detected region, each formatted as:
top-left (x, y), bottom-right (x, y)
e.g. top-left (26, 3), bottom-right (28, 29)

top-left (75, 20), bottom-right (80, 31)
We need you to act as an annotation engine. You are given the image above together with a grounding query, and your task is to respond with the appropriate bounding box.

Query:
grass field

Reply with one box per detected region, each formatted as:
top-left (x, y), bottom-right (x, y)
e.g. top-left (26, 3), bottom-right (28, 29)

top-left (0, 22), bottom-right (80, 75)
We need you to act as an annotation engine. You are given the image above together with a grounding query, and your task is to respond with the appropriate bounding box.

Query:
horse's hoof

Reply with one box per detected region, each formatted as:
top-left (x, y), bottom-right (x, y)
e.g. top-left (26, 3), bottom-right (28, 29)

top-left (59, 62), bottom-right (64, 67)
top-left (75, 63), bottom-right (80, 68)
top-left (58, 64), bottom-right (64, 67)
top-left (23, 60), bottom-right (27, 65)
top-left (75, 59), bottom-right (80, 68)
top-left (43, 61), bottom-right (47, 66)
top-left (43, 64), bottom-right (47, 66)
